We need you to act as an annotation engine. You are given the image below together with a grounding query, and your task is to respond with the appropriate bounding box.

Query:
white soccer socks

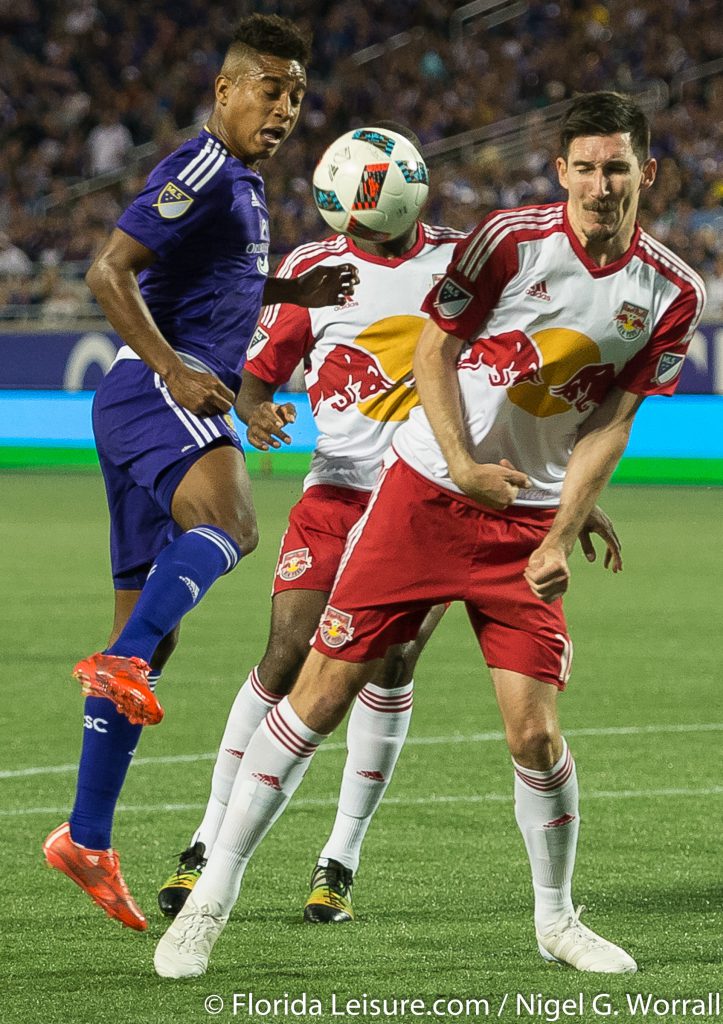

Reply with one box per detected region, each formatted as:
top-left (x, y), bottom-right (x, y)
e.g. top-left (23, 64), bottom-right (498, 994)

top-left (189, 697), bottom-right (326, 916)
top-left (193, 668), bottom-right (281, 853)
top-left (318, 681), bottom-right (414, 873)
top-left (513, 738), bottom-right (579, 932)
top-left (513, 739), bottom-right (637, 972)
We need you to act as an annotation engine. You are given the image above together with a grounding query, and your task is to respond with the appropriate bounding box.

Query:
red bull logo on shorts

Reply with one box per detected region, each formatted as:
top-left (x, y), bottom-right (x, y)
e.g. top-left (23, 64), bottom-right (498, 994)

top-left (614, 301), bottom-right (649, 341)
top-left (277, 547), bottom-right (313, 582)
top-left (318, 606), bottom-right (355, 649)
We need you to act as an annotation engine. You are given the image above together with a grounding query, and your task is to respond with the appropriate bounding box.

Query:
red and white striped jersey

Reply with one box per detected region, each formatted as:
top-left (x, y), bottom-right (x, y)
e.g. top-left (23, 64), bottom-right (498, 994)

top-left (246, 222), bottom-right (465, 491)
top-left (393, 202), bottom-right (705, 506)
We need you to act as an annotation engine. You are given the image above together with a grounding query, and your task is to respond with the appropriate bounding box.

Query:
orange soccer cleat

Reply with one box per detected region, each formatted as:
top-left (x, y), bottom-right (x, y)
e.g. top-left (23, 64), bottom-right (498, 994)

top-left (72, 652), bottom-right (164, 726)
top-left (43, 822), bottom-right (148, 931)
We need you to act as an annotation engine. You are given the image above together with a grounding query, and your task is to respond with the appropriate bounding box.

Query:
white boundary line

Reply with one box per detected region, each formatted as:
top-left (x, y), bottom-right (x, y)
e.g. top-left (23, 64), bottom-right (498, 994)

top-left (2, 722), bottom-right (722, 781)
top-left (2, 786), bottom-right (723, 819)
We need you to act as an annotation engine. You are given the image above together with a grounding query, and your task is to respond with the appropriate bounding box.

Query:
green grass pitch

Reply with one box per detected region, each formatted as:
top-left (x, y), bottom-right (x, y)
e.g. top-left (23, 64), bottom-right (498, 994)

top-left (1, 474), bottom-right (720, 1024)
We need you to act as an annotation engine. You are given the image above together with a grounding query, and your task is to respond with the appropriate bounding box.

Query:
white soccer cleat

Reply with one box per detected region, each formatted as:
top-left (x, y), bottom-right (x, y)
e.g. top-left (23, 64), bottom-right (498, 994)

top-left (536, 906), bottom-right (637, 974)
top-left (154, 894), bottom-right (228, 978)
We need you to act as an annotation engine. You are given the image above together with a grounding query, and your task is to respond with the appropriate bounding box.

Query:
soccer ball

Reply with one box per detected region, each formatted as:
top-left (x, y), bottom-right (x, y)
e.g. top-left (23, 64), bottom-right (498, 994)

top-left (312, 127), bottom-right (429, 242)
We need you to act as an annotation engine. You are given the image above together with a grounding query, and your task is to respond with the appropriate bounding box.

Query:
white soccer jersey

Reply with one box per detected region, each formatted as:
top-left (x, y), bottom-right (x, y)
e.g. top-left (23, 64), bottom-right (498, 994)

top-left (246, 223), bottom-right (465, 491)
top-left (393, 202), bottom-right (705, 506)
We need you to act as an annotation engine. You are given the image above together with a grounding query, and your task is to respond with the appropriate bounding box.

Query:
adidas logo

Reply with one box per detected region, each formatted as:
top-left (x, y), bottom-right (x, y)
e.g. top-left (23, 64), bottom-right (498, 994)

top-left (225, 748), bottom-right (244, 760)
top-left (179, 575), bottom-right (200, 602)
top-left (357, 770), bottom-right (385, 781)
top-left (526, 280), bottom-right (551, 301)
top-left (252, 772), bottom-right (282, 790)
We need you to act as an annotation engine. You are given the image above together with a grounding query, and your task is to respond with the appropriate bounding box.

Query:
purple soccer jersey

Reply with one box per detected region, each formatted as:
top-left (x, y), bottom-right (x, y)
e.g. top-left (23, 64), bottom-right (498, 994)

top-left (117, 127), bottom-right (270, 392)
top-left (95, 128), bottom-right (271, 584)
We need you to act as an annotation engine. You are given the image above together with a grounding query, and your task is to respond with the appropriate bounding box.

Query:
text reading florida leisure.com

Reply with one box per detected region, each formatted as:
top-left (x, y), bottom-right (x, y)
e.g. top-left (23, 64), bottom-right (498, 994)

top-left (202, 991), bottom-right (722, 1020)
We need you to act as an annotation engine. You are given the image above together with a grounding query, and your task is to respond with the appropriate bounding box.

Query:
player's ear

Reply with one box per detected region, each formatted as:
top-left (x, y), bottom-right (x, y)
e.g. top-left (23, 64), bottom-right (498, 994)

top-left (640, 157), bottom-right (657, 191)
top-left (215, 74), bottom-right (231, 106)
top-left (556, 156), bottom-right (569, 190)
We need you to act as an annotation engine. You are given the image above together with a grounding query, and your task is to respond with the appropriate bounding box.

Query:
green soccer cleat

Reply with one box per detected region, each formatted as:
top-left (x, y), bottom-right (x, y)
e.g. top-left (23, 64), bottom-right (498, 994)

top-left (157, 841), bottom-right (207, 919)
top-left (303, 859), bottom-right (354, 924)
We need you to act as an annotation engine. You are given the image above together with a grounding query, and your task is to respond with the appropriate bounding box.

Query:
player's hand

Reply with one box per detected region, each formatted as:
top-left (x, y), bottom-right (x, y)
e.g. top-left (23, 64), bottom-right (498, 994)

top-left (163, 364), bottom-right (235, 416)
top-left (525, 543), bottom-right (570, 603)
top-left (246, 401), bottom-right (297, 450)
top-left (578, 504), bottom-right (623, 573)
top-left (294, 262), bottom-right (360, 307)
top-left (452, 458), bottom-right (531, 510)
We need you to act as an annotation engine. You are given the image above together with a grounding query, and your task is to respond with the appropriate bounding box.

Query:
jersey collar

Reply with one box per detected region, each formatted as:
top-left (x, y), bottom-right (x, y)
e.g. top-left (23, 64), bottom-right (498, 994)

top-left (562, 204), bottom-right (641, 278)
top-left (345, 222), bottom-right (426, 267)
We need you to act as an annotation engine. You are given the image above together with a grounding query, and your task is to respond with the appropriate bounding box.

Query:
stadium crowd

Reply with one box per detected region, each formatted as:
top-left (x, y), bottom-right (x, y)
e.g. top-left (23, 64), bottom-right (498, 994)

top-left (1, 0), bottom-right (721, 319)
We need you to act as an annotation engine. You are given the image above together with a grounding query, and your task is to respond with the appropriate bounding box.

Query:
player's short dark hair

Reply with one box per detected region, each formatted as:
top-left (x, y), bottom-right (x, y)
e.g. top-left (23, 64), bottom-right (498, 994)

top-left (372, 121), bottom-right (423, 153)
top-left (231, 13), bottom-right (311, 66)
top-left (560, 92), bottom-right (650, 164)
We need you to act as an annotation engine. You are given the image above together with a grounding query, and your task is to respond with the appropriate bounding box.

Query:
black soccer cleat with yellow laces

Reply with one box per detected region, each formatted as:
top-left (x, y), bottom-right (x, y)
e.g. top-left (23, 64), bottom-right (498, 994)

top-left (303, 859), bottom-right (354, 923)
top-left (157, 841), bottom-right (207, 918)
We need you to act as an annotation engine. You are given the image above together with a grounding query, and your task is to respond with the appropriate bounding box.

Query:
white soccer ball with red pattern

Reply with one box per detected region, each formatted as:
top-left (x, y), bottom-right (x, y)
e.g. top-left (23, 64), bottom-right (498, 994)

top-left (312, 127), bottom-right (429, 242)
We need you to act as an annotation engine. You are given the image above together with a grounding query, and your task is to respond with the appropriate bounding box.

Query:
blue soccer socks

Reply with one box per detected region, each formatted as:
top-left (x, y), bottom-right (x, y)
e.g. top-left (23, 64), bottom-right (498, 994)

top-left (108, 525), bottom-right (241, 665)
top-left (69, 696), bottom-right (144, 849)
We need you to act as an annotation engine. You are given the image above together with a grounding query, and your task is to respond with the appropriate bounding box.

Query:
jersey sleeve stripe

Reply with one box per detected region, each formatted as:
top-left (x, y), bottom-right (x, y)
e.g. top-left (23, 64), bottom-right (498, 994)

top-left (277, 236), bottom-right (350, 278)
top-left (639, 234), bottom-right (706, 294)
top-left (456, 206), bottom-right (562, 275)
top-left (191, 151), bottom-right (227, 192)
top-left (638, 238), bottom-right (706, 336)
top-left (176, 140), bottom-right (213, 182)
top-left (457, 208), bottom-right (563, 279)
top-left (179, 142), bottom-right (220, 185)
top-left (462, 211), bottom-right (564, 281)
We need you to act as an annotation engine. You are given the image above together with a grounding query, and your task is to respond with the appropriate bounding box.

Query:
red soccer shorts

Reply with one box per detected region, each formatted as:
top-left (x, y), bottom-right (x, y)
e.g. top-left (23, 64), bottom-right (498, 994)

top-left (312, 458), bottom-right (573, 689)
top-left (272, 484), bottom-right (371, 596)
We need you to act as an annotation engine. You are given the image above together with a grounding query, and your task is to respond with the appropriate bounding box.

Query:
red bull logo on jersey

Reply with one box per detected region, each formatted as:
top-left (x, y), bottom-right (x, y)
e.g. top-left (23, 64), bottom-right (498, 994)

top-left (277, 547), bottom-right (313, 582)
top-left (473, 325), bottom-right (614, 417)
top-left (549, 363), bottom-right (617, 413)
top-left (458, 330), bottom-right (543, 388)
top-left (614, 301), bottom-right (649, 341)
top-left (309, 316), bottom-right (425, 423)
top-left (308, 344), bottom-right (394, 414)
top-left (318, 606), bottom-right (355, 649)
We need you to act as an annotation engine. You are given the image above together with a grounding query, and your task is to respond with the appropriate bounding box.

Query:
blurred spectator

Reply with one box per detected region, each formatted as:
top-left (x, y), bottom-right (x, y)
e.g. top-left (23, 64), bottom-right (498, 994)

top-left (86, 109), bottom-right (134, 175)
top-left (0, 0), bottom-right (720, 317)
top-left (0, 232), bottom-right (33, 275)
top-left (703, 253), bottom-right (723, 320)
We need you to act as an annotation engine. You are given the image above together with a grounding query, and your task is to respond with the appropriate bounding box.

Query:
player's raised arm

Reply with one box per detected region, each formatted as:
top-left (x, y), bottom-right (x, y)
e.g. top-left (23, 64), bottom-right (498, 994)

top-left (525, 387), bottom-right (642, 602)
top-left (86, 229), bottom-right (235, 416)
top-left (263, 262), bottom-right (359, 307)
top-left (236, 367), bottom-right (296, 450)
top-left (413, 319), bottom-right (530, 510)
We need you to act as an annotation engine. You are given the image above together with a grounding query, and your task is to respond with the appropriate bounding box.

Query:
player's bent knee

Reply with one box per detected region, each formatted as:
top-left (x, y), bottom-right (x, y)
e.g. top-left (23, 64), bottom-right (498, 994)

top-left (507, 724), bottom-right (561, 770)
top-left (257, 642), bottom-right (307, 695)
top-left (377, 644), bottom-right (415, 688)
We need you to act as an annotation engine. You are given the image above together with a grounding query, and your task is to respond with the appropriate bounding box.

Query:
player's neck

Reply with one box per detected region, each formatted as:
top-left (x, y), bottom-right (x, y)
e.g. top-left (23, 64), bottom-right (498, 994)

top-left (351, 224), bottom-right (419, 260)
top-left (204, 117), bottom-right (260, 170)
